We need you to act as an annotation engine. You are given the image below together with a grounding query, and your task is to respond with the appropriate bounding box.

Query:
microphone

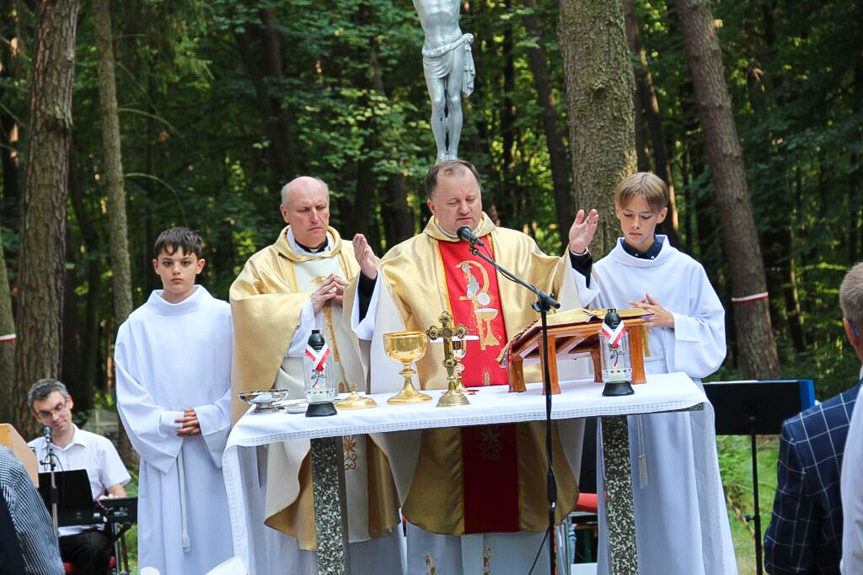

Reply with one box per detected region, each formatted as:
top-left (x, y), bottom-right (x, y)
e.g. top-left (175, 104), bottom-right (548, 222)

top-left (42, 425), bottom-right (52, 444)
top-left (457, 226), bottom-right (485, 247)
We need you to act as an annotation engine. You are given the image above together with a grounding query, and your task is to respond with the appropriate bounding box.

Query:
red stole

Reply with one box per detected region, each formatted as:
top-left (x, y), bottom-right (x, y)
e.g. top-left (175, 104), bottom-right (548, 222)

top-left (437, 238), bottom-right (509, 387)
top-left (437, 237), bottom-right (519, 533)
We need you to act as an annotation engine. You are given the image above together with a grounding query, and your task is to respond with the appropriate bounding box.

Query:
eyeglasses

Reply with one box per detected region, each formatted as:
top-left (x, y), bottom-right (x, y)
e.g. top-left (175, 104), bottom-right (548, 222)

top-left (35, 401), bottom-right (67, 420)
top-left (852, 320), bottom-right (861, 338)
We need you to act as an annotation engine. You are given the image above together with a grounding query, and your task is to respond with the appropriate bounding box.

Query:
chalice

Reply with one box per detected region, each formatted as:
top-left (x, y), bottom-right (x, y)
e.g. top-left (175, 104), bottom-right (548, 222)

top-left (384, 331), bottom-right (432, 404)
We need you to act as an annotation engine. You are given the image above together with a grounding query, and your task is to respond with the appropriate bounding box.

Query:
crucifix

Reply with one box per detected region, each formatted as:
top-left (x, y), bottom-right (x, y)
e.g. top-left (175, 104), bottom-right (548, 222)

top-left (426, 311), bottom-right (470, 407)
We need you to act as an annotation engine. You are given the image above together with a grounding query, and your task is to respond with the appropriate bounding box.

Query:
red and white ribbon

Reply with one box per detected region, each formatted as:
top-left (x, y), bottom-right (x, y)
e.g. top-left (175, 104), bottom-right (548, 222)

top-left (0, 333), bottom-right (16, 343)
top-left (600, 321), bottom-right (627, 348)
top-left (730, 292), bottom-right (769, 303)
top-left (305, 344), bottom-right (331, 371)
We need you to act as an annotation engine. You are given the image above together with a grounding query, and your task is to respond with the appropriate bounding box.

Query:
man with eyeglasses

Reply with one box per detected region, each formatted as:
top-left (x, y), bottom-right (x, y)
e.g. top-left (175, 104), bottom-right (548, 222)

top-left (27, 378), bottom-right (130, 575)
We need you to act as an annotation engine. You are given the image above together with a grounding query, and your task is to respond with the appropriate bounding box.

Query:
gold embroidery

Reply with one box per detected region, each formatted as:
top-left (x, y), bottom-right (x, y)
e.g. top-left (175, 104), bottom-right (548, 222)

top-left (424, 554), bottom-right (437, 575)
top-left (343, 435), bottom-right (358, 471)
top-left (456, 260), bottom-right (500, 350)
top-left (483, 545), bottom-right (492, 575)
top-left (479, 425), bottom-right (502, 461)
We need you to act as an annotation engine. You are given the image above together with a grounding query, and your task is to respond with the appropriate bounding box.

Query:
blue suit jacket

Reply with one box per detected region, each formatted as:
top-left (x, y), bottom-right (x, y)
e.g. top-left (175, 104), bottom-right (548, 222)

top-left (764, 382), bottom-right (861, 574)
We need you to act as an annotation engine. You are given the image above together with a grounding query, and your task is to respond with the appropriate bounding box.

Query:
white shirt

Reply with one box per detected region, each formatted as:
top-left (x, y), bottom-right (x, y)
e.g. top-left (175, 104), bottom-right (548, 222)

top-left (841, 364), bottom-right (863, 573)
top-left (29, 425), bottom-right (131, 537)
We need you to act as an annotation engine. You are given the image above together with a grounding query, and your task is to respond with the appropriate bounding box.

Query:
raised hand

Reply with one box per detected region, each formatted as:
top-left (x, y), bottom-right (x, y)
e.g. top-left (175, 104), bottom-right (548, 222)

top-left (352, 234), bottom-right (378, 280)
top-left (569, 209), bottom-right (599, 254)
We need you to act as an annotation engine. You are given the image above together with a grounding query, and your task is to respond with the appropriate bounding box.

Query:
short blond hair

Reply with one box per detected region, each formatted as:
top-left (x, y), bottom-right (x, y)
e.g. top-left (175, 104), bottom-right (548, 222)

top-left (840, 262), bottom-right (863, 326)
top-left (615, 172), bottom-right (668, 213)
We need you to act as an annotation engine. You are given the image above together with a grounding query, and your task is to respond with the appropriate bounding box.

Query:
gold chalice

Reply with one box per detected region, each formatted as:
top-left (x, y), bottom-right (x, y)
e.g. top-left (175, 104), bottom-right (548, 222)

top-left (384, 331), bottom-right (432, 404)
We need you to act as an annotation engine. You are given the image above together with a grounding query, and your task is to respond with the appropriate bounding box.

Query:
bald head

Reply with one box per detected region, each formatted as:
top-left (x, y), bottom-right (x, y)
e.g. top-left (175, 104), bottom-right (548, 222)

top-left (280, 176), bottom-right (330, 208)
top-left (279, 176), bottom-right (331, 248)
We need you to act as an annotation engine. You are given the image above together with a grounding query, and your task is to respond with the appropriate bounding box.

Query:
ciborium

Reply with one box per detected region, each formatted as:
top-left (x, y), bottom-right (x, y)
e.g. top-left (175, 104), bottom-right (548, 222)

top-left (384, 331), bottom-right (432, 404)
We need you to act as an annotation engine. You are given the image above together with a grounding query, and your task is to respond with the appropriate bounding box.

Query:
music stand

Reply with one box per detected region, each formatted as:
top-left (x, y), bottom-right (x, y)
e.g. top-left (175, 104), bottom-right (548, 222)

top-left (703, 379), bottom-right (815, 575)
top-left (37, 470), bottom-right (100, 527)
top-left (99, 497), bottom-right (138, 575)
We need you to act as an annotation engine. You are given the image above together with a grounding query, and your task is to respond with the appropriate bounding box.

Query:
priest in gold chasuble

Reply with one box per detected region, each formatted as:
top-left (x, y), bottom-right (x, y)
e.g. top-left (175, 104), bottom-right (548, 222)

top-left (230, 177), bottom-right (403, 574)
top-left (351, 160), bottom-right (599, 574)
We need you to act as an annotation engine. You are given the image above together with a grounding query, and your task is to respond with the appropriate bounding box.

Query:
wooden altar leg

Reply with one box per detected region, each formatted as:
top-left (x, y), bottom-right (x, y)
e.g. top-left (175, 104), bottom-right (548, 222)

top-left (600, 416), bottom-right (639, 574)
top-left (508, 354), bottom-right (526, 392)
top-left (628, 325), bottom-right (647, 384)
top-left (590, 346), bottom-right (603, 382)
top-left (310, 437), bottom-right (351, 574)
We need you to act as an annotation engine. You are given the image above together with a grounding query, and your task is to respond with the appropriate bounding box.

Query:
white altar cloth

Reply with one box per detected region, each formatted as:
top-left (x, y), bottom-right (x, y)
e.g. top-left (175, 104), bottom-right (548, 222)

top-left (223, 373), bottom-right (706, 574)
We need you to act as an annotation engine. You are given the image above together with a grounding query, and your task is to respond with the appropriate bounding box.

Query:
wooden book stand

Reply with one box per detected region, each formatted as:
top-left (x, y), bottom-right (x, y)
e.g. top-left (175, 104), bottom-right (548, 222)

top-left (506, 310), bottom-right (648, 394)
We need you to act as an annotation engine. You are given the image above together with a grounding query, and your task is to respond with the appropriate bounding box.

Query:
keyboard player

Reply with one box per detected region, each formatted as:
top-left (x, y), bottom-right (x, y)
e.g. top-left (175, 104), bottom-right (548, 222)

top-left (27, 379), bottom-right (131, 575)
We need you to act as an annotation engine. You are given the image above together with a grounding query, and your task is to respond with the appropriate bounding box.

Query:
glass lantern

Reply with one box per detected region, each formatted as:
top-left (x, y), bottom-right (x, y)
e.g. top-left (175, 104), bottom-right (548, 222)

top-left (304, 329), bottom-right (337, 417)
top-left (599, 309), bottom-right (634, 397)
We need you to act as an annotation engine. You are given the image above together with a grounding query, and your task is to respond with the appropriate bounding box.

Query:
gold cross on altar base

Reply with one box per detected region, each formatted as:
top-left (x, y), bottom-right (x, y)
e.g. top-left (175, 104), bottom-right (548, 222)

top-left (426, 311), bottom-right (470, 407)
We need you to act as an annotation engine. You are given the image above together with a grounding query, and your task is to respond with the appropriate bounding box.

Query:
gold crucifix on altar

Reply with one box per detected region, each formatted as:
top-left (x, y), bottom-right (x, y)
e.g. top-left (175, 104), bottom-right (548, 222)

top-left (427, 311), bottom-right (470, 407)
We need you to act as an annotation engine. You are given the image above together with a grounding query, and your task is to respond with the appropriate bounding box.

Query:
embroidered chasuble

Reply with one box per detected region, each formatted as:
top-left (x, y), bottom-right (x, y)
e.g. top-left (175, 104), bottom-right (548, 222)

top-left (376, 215), bottom-right (580, 535)
top-left (230, 226), bottom-right (399, 552)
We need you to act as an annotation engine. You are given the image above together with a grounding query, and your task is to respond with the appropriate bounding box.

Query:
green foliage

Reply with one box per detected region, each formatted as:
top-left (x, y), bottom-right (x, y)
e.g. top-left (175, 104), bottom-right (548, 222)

top-left (0, 0), bottom-right (861, 429)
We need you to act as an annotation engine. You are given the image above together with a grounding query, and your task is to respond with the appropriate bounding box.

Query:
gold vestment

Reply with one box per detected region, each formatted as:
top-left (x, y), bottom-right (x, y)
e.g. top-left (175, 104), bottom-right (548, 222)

top-left (230, 226), bottom-right (398, 549)
top-left (373, 214), bottom-right (582, 534)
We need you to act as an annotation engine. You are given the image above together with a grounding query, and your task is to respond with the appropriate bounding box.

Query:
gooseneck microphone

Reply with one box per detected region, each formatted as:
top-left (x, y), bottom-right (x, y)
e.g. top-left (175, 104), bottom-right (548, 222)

top-left (456, 226), bottom-right (485, 247)
top-left (42, 425), bottom-right (52, 444)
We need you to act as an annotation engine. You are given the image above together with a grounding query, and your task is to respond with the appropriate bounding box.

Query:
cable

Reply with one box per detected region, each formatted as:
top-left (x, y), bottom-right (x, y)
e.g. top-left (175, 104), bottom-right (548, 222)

top-left (527, 529), bottom-right (550, 575)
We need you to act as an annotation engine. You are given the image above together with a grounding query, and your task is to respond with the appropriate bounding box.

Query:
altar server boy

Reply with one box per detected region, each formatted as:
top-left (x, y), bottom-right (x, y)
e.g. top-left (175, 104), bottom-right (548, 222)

top-left (115, 227), bottom-right (234, 575)
top-left (575, 173), bottom-right (738, 574)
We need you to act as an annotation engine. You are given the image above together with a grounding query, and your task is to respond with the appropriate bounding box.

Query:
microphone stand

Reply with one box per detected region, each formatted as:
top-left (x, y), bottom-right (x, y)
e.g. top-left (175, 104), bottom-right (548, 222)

top-left (467, 242), bottom-right (560, 574)
top-left (42, 433), bottom-right (60, 538)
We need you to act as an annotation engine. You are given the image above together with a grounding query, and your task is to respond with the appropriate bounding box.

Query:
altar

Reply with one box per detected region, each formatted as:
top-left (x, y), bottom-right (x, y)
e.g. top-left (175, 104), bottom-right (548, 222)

top-left (223, 372), bottom-right (708, 574)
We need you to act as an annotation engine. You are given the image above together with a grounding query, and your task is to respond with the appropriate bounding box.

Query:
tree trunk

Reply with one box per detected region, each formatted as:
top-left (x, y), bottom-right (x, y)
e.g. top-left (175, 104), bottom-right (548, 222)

top-left (558, 0), bottom-right (637, 256)
top-left (259, 7), bottom-right (298, 181)
top-left (624, 0), bottom-right (682, 247)
top-left (676, 0), bottom-right (781, 378)
top-left (15, 0), bottom-right (80, 430)
top-left (93, 0), bottom-right (133, 325)
top-left (232, 7), bottom-right (297, 184)
top-left (521, 0), bottom-right (573, 252)
top-left (0, 8), bottom-right (21, 226)
top-left (367, 47), bottom-right (414, 249)
top-left (500, 1), bottom-right (518, 224)
top-left (66, 148), bottom-right (99, 411)
top-left (383, 175), bottom-right (414, 248)
top-left (0, 9), bottom-right (18, 425)
top-left (92, 0), bottom-right (137, 465)
top-left (0, 224), bottom-right (15, 425)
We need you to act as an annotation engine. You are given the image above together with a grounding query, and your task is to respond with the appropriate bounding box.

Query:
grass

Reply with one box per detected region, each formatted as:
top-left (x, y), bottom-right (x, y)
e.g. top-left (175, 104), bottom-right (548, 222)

top-left (115, 474), bottom-right (138, 573)
top-left (718, 434), bottom-right (781, 575)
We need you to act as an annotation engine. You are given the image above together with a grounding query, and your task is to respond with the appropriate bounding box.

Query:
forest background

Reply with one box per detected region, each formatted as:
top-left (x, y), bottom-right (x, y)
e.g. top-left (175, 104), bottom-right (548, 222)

top-left (0, 0), bottom-right (861, 571)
